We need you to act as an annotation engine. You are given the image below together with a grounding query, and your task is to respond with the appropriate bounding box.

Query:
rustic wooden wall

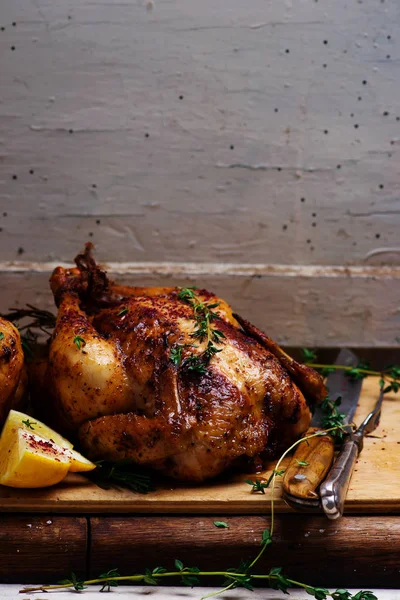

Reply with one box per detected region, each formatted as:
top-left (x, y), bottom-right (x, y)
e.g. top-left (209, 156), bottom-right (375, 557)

top-left (0, 0), bottom-right (399, 346)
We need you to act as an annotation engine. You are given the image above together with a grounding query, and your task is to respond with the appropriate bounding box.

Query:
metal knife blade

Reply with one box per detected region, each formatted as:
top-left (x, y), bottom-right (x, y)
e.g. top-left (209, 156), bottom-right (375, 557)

top-left (282, 348), bottom-right (362, 509)
top-left (311, 348), bottom-right (363, 428)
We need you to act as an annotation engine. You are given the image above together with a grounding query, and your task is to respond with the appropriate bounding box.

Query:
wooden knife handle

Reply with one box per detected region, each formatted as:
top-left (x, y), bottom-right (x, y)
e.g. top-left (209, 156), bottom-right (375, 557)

top-left (282, 427), bottom-right (335, 499)
top-left (320, 437), bottom-right (359, 520)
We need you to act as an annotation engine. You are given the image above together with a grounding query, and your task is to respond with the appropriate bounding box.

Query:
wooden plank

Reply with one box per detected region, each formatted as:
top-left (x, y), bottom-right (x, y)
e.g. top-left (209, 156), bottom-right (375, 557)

top-left (0, 515), bottom-right (87, 583)
top-left (0, 377), bottom-right (398, 514)
top-left (1, 265), bottom-right (400, 347)
top-left (90, 515), bottom-right (400, 588)
top-left (0, 0), bottom-right (399, 265)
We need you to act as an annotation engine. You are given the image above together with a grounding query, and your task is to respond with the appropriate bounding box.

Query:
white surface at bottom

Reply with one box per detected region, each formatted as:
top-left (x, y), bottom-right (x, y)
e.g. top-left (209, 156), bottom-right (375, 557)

top-left (5, 586), bottom-right (400, 600)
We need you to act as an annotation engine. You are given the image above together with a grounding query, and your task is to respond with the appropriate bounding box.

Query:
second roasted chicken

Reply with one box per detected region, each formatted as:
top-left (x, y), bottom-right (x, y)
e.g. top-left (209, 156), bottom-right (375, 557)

top-left (32, 245), bottom-right (326, 482)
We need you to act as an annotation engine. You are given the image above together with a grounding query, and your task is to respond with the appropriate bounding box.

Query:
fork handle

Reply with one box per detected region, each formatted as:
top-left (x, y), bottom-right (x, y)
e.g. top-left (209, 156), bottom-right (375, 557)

top-left (320, 437), bottom-right (359, 520)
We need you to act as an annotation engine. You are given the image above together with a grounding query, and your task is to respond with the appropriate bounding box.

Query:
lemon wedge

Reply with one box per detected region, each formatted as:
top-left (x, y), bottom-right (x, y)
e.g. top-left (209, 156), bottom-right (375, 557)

top-left (0, 410), bottom-right (96, 488)
top-left (0, 429), bottom-right (71, 488)
top-left (2, 409), bottom-right (73, 450)
top-left (69, 449), bottom-right (97, 473)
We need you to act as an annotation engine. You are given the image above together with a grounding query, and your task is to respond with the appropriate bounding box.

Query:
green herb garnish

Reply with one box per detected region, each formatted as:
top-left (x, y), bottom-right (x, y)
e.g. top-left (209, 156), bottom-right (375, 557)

top-left (21, 419), bottom-right (37, 430)
top-left (169, 344), bottom-right (184, 366)
top-left (87, 461), bottom-right (153, 495)
top-left (213, 521), bottom-right (229, 529)
top-left (303, 348), bottom-right (400, 396)
top-left (245, 469), bottom-right (285, 494)
top-left (177, 287), bottom-right (225, 375)
top-left (73, 335), bottom-right (86, 350)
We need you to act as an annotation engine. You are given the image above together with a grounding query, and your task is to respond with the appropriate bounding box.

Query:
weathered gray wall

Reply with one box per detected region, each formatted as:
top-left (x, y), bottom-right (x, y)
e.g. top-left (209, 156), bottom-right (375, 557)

top-left (0, 0), bottom-right (399, 346)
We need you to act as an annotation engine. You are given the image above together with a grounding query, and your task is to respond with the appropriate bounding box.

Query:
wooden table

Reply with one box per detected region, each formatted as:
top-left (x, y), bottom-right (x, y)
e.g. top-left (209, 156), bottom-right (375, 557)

top-left (1, 378), bottom-right (399, 588)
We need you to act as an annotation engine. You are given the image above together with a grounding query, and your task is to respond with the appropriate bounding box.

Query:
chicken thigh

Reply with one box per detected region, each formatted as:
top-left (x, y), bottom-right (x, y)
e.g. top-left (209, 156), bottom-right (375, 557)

top-left (37, 245), bottom-right (326, 482)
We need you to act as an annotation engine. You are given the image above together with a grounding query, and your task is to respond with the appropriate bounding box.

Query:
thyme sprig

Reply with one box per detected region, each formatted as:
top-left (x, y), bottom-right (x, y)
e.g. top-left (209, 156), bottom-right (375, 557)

top-left (320, 395), bottom-right (349, 440)
top-left (2, 304), bottom-right (57, 332)
top-left (20, 568), bottom-right (376, 599)
top-left (302, 348), bottom-right (400, 395)
top-left (1, 304), bottom-right (57, 359)
top-left (173, 287), bottom-right (225, 374)
top-left (177, 287), bottom-right (224, 344)
top-left (22, 428), bottom-right (375, 600)
top-left (245, 469), bottom-right (285, 494)
top-left (87, 461), bottom-right (154, 494)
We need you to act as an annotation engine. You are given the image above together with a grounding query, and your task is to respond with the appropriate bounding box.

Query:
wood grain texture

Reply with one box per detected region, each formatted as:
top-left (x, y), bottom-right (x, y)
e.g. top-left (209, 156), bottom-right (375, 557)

top-left (0, 377), bottom-right (398, 514)
top-left (1, 263), bottom-right (400, 347)
top-left (0, 0), bottom-right (399, 266)
top-left (0, 515), bottom-right (87, 583)
top-left (90, 515), bottom-right (400, 588)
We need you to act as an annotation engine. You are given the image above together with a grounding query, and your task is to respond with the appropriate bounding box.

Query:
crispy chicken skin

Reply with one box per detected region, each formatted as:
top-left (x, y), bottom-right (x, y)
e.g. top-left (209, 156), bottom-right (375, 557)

top-left (38, 244), bottom-right (326, 482)
top-left (0, 317), bottom-right (27, 425)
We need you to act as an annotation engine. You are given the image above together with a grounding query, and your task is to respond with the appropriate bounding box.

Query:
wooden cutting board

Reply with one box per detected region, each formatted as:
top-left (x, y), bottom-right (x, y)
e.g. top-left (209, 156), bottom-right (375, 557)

top-left (0, 377), bottom-right (399, 514)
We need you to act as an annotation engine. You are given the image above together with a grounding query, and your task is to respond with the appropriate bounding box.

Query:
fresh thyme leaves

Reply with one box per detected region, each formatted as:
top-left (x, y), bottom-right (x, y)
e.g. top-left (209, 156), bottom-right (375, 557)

top-left (380, 365), bottom-right (400, 394)
top-left (176, 287), bottom-right (225, 374)
top-left (301, 347), bottom-right (317, 362)
top-left (191, 301), bottom-right (220, 343)
top-left (305, 586), bottom-right (331, 599)
top-left (245, 469), bottom-right (285, 494)
top-left (2, 304), bottom-right (56, 334)
top-left (99, 568), bottom-right (120, 591)
top-left (21, 418), bottom-right (36, 430)
top-left (177, 286), bottom-right (198, 302)
top-left (117, 307), bottom-right (128, 316)
top-left (261, 527), bottom-right (273, 548)
top-left (180, 290), bottom-right (221, 343)
top-left (213, 521), bottom-right (229, 528)
top-left (320, 395), bottom-right (348, 440)
top-left (296, 459), bottom-right (308, 466)
top-left (303, 348), bottom-right (400, 395)
top-left (245, 478), bottom-right (269, 494)
top-left (0, 332), bottom-right (4, 341)
top-left (87, 461), bottom-right (154, 494)
top-left (170, 344), bottom-right (184, 366)
top-left (268, 566), bottom-right (291, 593)
top-left (185, 354), bottom-right (207, 374)
top-left (169, 344), bottom-right (201, 370)
top-left (181, 341), bottom-right (223, 374)
top-left (346, 361), bottom-right (369, 382)
top-left (351, 593), bottom-right (378, 600)
top-left (58, 572), bottom-right (87, 592)
top-left (173, 560), bottom-right (201, 587)
top-left (203, 340), bottom-right (223, 361)
top-left (73, 335), bottom-right (86, 350)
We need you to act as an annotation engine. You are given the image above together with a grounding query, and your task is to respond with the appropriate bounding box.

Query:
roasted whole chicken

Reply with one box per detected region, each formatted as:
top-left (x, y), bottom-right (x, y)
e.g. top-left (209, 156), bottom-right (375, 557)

top-left (0, 317), bottom-right (27, 425)
top-left (32, 245), bottom-right (326, 482)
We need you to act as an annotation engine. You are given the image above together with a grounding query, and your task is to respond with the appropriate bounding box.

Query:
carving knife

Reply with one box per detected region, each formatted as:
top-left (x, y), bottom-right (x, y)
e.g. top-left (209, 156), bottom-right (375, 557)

top-left (282, 348), bottom-right (363, 515)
